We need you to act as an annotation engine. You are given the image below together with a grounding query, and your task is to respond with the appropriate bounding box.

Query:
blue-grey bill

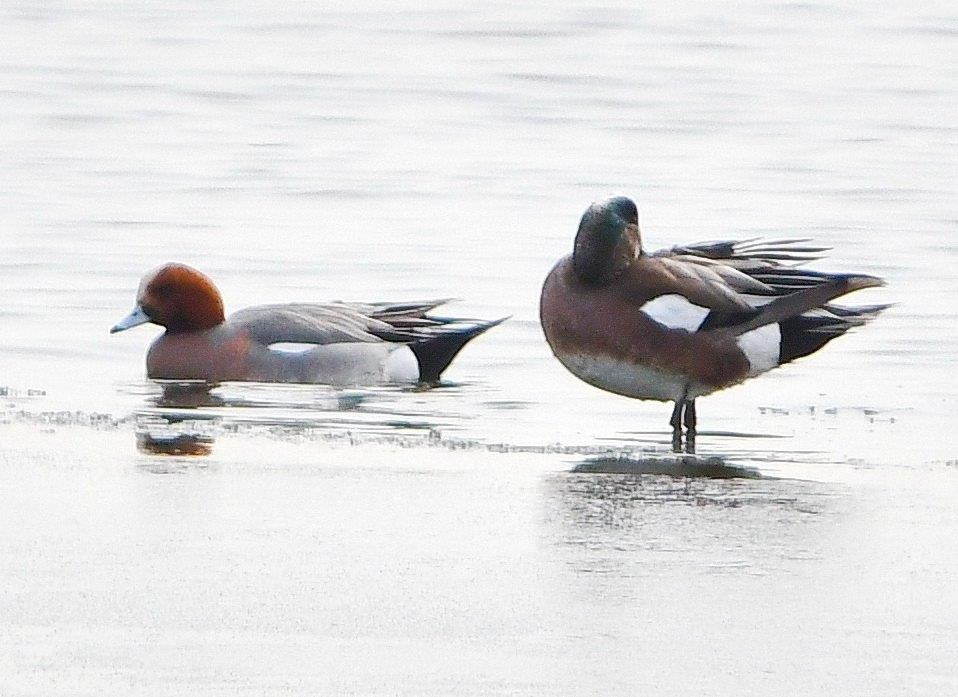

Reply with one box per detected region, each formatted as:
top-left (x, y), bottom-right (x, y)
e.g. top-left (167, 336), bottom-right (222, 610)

top-left (110, 305), bottom-right (151, 333)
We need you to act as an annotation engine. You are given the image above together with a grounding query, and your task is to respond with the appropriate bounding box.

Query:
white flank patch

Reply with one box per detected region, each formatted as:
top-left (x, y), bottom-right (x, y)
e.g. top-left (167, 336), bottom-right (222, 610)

top-left (384, 345), bottom-right (420, 383)
top-left (736, 323), bottom-right (781, 376)
top-left (641, 293), bottom-right (710, 330)
top-left (286, 343), bottom-right (419, 385)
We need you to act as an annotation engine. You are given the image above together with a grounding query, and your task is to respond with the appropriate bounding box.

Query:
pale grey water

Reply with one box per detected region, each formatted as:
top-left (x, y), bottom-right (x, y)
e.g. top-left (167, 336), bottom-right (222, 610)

top-left (1, 2), bottom-right (956, 695)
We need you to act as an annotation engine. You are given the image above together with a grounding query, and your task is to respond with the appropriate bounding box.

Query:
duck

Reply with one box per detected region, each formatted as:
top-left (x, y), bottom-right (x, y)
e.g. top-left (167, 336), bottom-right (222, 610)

top-left (111, 263), bottom-right (505, 386)
top-left (539, 196), bottom-right (889, 450)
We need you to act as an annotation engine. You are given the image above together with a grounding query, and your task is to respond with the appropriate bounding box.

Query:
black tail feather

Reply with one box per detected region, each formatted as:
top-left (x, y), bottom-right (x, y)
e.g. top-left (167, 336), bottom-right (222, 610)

top-left (409, 317), bottom-right (507, 384)
top-left (779, 304), bottom-right (889, 363)
top-left (778, 314), bottom-right (847, 363)
top-left (699, 300), bottom-right (888, 365)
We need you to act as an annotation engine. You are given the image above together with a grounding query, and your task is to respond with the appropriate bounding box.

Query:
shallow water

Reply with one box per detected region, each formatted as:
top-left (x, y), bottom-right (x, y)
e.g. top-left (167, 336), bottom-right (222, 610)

top-left (1, 2), bottom-right (956, 695)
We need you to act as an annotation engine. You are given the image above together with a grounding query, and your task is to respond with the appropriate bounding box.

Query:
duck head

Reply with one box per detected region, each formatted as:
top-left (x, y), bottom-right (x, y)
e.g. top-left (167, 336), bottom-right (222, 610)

top-left (572, 196), bottom-right (641, 285)
top-left (111, 263), bottom-right (226, 334)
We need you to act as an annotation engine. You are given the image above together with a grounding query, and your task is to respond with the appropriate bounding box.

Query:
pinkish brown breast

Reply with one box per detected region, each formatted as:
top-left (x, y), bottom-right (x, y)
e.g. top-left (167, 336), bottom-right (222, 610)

top-left (146, 325), bottom-right (262, 382)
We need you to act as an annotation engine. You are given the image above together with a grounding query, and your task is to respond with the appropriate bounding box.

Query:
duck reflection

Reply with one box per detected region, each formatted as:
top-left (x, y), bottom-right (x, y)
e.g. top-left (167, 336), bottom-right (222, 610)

top-left (130, 382), bottom-right (223, 456)
top-left (543, 456), bottom-right (828, 583)
top-left (572, 455), bottom-right (763, 479)
top-left (134, 405), bottom-right (218, 456)
top-left (553, 455), bottom-right (764, 535)
top-left (547, 455), bottom-right (819, 542)
top-left (154, 380), bottom-right (224, 409)
top-left (129, 378), bottom-right (464, 455)
top-left (136, 430), bottom-right (214, 456)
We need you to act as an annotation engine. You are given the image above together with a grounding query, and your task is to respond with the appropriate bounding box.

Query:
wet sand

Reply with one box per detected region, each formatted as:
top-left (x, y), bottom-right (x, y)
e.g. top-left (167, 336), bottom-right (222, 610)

top-left (1, 421), bottom-right (956, 696)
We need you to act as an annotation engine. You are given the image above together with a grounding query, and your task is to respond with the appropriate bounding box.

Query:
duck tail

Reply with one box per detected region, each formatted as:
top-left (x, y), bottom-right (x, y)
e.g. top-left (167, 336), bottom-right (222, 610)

top-left (778, 302), bottom-right (892, 363)
top-left (410, 317), bottom-right (508, 384)
top-left (726, 274), bottom-right (885, 337)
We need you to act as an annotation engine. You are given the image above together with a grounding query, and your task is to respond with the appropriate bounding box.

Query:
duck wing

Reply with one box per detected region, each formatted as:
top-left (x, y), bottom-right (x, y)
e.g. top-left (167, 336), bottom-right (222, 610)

top-left (229, 299), bottom-right (476, 346)
top-left (331, 299), bottom-right (458, 331)
top-left (229, 303), bottom-right (395, 345)
top-left (650, 238), bottom-right (833, 296)
top-left (646, 238), bottom-right (884, 333)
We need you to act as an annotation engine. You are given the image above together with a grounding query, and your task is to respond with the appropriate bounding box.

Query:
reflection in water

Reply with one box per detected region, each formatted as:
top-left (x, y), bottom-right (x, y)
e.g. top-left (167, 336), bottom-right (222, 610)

top-left (155, 381), bottom-right (224, 409)
top-left (135, 383), bottom-right (229, 457)
top-left (153, 380), bottom-right (370, 411)
top-left (135, 409), bottom-right (219, 456)
top-left (131, 380), bottom-right (459, 456)
top-left (130, 379), bottom-right (483, 452)
top-left (135, 456), bottom-right (218, 475)
top-left (554, 469), bottom-right (788, 541)
top-left (573, 455), bottom-right (764, 479)
top-left (543, 465), bottom-right (834, 581)
top-left (136, 430), bottom-right (214, 456)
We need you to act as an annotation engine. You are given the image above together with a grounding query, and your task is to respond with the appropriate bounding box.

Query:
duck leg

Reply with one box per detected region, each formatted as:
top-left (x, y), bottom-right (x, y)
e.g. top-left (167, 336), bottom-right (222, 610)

top-left (669, 400), bottom-right (684, 452)
top-left (683, 399), bottom-right (696, 453)
top-left (669, 391), bottom-right (697, 453)
top-left (682, 399), bottom-right (696, 432)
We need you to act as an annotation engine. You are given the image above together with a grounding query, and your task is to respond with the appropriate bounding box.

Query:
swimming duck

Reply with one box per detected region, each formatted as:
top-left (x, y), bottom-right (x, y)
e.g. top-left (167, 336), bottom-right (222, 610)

top-left (112, 263), bottom-right (504, 385)
top-left (539, 196), bottom-right (888, 450)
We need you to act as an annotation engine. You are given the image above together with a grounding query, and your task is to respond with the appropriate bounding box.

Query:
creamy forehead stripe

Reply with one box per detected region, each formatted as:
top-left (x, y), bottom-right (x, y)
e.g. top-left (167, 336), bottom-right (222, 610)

top-left (641, 293), bottom-right (710, 331)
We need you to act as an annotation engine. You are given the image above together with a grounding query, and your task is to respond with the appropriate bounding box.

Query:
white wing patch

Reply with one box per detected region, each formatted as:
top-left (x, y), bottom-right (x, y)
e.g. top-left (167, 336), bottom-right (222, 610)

top-left (641, 294), bottom-right (710, 331)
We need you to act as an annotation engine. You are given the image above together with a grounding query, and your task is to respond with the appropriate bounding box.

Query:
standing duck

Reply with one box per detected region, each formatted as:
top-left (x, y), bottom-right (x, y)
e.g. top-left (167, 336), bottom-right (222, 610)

top-left (539, 196), bottom-right (888, 450)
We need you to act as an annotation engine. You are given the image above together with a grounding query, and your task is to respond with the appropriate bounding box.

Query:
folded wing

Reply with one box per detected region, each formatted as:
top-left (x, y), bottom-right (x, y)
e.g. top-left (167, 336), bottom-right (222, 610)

top-left (648, 237), bottom-right (886, 334)
top-left (230, 298), bottom-right (500, 346)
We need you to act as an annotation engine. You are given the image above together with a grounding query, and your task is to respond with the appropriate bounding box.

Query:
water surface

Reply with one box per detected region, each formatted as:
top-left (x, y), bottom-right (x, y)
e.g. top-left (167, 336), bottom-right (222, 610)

top-left (1, 2), bottom-right (955, 695)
